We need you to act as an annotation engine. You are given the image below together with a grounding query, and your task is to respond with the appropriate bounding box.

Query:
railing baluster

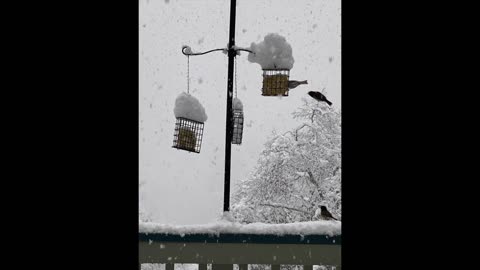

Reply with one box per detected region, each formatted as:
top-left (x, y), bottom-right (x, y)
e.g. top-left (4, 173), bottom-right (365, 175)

top-left (212, 264), bottom-right (233, 270)
top-left (139, 232), bottom-right (341, 267)
top-left (199, 264), bottom-right (208, 270)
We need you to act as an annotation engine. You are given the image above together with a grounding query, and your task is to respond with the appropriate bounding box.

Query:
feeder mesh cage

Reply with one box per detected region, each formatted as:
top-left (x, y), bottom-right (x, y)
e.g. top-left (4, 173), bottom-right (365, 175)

top-left (232, 110), bottom-right (244, 145)
top-left (172, 117), bottom-right (204, 153)
top-left (262, 69), bottom-right (290, 96)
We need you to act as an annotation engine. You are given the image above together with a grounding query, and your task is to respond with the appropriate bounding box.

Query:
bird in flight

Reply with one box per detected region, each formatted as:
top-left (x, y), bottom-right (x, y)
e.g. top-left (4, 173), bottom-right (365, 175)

top-left (308, 91), bottom-right (332, 106)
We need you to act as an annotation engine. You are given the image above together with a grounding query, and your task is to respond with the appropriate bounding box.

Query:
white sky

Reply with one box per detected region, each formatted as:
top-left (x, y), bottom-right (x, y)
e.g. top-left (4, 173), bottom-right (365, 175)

top-left (139, 0), bottom-right (341, 225)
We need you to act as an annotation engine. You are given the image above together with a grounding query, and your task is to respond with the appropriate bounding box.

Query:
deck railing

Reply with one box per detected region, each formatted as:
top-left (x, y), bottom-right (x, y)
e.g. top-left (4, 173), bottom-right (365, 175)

top-left (139, 231), bottom-right (341, 270)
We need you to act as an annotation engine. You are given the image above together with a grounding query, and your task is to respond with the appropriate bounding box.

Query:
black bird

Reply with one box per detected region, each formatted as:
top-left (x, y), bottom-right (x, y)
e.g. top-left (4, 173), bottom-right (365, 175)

top-left (308, 91), bottom-right (332, 106)
top-left (288, 80), bottom-right (308, 89)
top-left (320, 206), bottom-right (338, 221)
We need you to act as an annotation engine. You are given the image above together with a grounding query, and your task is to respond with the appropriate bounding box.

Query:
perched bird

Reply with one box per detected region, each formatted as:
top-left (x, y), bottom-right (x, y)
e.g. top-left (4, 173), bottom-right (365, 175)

top-left (320, 205), bottom-right (338, 221)
top-left (288, 80), bottom-right (308, 89)
top-left (308, 91), bottom-right (332, 106)
top-left (312, 208), bottom-right (322, 221)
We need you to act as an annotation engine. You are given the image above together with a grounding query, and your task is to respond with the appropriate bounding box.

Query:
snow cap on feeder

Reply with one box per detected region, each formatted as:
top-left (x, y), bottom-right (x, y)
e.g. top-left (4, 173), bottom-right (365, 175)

top-left (172, 92), bottom-right (207, 153)
top-left (247, 33), bottom-right (294, 96)
top-left (232, 97), bottom-right (244, 145)
top-left (233, 97), bottom-right (243, 111)
top-left (174, 92), bottom-right (208, 122)
top-left (247, 33), bottom-right (294, 70)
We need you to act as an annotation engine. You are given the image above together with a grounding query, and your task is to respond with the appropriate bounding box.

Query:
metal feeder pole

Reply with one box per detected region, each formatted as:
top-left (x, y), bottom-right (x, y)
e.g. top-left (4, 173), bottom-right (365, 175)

top-left (224, 0), bottom-right (237, 212)
top-left (181, 0), bottom-right (254, 212)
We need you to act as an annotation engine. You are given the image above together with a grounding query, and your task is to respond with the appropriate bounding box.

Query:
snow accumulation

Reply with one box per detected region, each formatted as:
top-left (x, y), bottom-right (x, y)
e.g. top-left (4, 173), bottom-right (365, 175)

top-left (174, 92), bottom-right (208, 122)
top-left (139, 218), bottom-right (341, 237)
top-left (247, 33), bottom-right (295, 70)
top-left (233, 97), bottom-right (243, 111)
top-left (232, 45), bottom-right (251, 56)
top-left (232, 45), bottom-right (245, 51)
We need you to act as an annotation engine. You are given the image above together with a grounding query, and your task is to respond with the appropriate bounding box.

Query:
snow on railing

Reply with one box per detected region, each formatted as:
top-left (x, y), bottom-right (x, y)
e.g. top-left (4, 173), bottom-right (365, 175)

top-left (139, 219), bottom-right (341, 269)
top-left (139, 220), bottom-right (341, 237)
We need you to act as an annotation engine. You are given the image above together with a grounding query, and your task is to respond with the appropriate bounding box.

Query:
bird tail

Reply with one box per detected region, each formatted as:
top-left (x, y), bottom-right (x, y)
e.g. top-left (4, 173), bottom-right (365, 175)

top-left (301, 80), bottom-right (308, 84)
top-left (326, 100), bottom-right (332, 106)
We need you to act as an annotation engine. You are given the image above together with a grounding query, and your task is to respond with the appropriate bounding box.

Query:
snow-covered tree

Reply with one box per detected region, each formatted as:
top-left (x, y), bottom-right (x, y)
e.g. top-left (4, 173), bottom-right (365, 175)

top-left (232, 97), bottom-right (341, 223)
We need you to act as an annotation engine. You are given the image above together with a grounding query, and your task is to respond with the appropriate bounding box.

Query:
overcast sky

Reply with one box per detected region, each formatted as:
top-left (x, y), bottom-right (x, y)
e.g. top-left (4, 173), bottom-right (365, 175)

top-left (139, 0), bottom-right (341, 225)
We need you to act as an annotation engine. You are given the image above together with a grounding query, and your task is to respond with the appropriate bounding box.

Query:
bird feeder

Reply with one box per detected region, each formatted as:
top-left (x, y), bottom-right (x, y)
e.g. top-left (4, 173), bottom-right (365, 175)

top-left (262, 69), bottom-right (290, 96)
top-left (172, 90), bottom-right (207, 154)
top-left (172, 117), bottom-right (204, 153)
top-left (232, 110), bottom-right (244, 145)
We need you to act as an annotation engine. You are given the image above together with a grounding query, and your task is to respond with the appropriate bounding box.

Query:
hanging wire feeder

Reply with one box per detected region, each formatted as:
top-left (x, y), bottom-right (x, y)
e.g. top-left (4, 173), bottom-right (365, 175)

top-left (232, 109), bottom-right (244, 145)
top-left (261, 69), bottom-right (290, 96)
top-left (172, 117), bottom-right (204, 153)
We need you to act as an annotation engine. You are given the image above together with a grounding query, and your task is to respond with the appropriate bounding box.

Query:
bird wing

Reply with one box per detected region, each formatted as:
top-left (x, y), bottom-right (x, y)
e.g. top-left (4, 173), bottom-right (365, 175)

top-left (308, 92), bottom-right (319, 100)
top-left (324, 211), bottom-right (334, 218)
top-left (326, 211), bottom-right (339, 221)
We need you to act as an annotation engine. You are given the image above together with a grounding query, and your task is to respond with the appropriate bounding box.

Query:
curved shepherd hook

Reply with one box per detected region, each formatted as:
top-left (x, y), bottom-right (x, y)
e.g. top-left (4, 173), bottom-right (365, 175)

top-left (182, 45), bottom-right (255, 56)
top-left (180, 5), bottom-right (256, 212)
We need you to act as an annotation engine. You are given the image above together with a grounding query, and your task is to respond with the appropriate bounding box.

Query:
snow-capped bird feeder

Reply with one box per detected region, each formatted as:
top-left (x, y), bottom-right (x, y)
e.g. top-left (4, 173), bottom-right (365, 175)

top-left (262, 69), bottom-right (290, 96)
top-left (247, 33), bottom-right (294, 96)
top-left (172, 92), bottom-right (208, 153)
top-left (232, 98), bottom-right (244, 145)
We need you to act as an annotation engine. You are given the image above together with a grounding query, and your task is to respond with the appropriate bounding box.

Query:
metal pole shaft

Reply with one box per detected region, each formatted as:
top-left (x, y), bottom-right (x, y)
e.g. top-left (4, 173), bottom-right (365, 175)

top-left (224, 0), bottom-right (236, 212)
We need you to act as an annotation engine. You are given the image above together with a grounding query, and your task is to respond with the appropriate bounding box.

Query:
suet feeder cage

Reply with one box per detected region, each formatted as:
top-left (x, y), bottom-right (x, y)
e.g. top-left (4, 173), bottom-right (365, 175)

top-left (172, 117), bottom-right (204, 153)
top-left (232, 110), bottom-right (244, 145)
top-left (262, 69), bottom-right (290, 96)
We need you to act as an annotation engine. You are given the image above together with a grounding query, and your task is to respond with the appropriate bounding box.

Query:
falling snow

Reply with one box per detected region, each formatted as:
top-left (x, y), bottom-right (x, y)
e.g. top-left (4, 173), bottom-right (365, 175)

top-left (140, 0), bottom-right (341, 227)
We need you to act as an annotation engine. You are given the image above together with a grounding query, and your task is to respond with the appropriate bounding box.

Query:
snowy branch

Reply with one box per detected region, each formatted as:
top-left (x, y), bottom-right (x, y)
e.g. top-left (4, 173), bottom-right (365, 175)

top-left (333, 166), bottom-right (340, 176)
top-left (295, 124), bottom-right (312, 141)
top-left (259, 203), bottom-right (311, 215)
top-left (232, 99), bottom-right (341, 224)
